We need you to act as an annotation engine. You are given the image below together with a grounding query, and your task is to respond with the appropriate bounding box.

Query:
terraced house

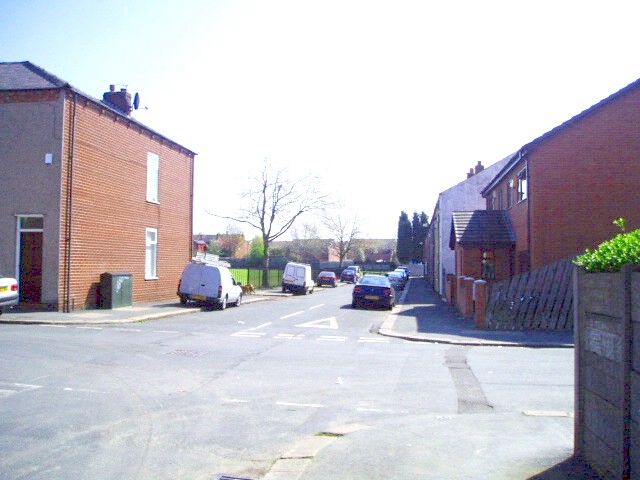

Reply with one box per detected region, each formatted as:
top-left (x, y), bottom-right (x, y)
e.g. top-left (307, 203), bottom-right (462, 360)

top-left (0, 61), bottom-right (196, 311)
top-left (451, 76), bottom-right (640, 282)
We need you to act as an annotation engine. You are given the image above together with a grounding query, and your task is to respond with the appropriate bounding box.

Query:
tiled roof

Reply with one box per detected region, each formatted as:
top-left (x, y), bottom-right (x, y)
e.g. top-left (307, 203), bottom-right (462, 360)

top-left (0, 61), bottom-right (68, 90)
top-left (449, 210), bottom-right (515, 249)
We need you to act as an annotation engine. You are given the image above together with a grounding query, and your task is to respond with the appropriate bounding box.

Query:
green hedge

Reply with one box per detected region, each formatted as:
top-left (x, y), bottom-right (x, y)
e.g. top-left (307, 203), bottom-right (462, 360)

top-left (573, 218), bottom-right (640, 272)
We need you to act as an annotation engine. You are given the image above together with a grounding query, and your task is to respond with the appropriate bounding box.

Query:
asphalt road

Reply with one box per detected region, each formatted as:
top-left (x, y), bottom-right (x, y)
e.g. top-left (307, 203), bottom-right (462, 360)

top-left (0, 285), bottom-right (574, 479)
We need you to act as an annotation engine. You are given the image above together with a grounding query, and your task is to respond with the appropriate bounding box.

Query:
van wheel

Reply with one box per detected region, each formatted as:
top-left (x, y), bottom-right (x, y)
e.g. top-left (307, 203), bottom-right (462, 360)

top-left (179, 295), bottom-right (187, 305)
top-left (219, 296), bottom-right (227, 310)
top-left (282, 286), bottom-right (287, 293)
top-left (234, 293), bottom-right (242, 307)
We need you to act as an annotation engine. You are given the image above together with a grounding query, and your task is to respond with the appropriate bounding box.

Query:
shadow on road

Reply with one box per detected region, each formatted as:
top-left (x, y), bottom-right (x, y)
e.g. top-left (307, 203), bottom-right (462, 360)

top-left (527, 456), bottom-right (602, 480)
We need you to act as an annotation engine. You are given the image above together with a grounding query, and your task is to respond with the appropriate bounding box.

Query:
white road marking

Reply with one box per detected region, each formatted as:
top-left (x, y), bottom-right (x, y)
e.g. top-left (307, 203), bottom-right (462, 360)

top-left (222, 398), bottom-right (250, 404)
top-left (275, 333), bottom-right (304, 340)
top-left (153, 330), bottom-right (180, 334)
top-left (318, 335), bottom-right (347, 342)
top-left (232, 322), bottom-right (272, 337)
top-left (296, 317), bottom-right (338, 329)
top-left (276, 401), bottom-right (325, 409)
top-left (63, 387), bottom-right (105, 394)
top-left (40, 324), bottom-right (67, 328)
top-left (281, 311), bottom-right (304, 319)
top-left (76, 326), bottom-right (103, 330)
top-left (231, 332), bottom-right (266, 337)
top-left (0, 382), bottom-right (42, 398)
top-left (113, 328), bottom-right (142, 332)
top-left (309, 304), bottom-right (325, 310)
top-left (358, 337), bottom-right (389, 343)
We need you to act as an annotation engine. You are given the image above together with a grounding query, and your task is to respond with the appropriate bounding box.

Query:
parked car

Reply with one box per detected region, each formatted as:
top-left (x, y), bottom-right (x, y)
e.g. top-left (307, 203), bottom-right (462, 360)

top-left (317, 271), bottom-right (337, 288)
top-left (352, 274), bottom-right (395, 310)
top-left (177, 262), bottom-right (243, 310)
top-left (340, 265), bottom-right (362, 283)
top-left (387, 271), bottom-right (407, 291)
top-left (0, 276), bottom-right (19, 314)
top-left (396, 266), bottom-right (411, 278)
top-left (282, 262), bottom-right (315, 294)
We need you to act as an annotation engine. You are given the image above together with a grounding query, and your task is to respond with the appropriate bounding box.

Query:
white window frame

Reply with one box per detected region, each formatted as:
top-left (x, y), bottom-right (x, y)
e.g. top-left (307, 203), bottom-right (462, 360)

top-left (517, 167), bottom-right (528, 202)
top-left (146, 152), bottom-right (159, 203)
top-left (145, 228), bottom-right (158, 280)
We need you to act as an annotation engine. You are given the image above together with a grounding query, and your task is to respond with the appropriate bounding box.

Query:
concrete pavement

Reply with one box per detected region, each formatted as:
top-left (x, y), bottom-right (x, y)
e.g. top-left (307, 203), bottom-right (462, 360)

top-left (378, 276), bottom-right (574, 348)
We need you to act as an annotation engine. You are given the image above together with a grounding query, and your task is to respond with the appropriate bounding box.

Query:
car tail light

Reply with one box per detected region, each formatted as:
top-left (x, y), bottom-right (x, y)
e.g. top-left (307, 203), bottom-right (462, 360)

top-left (383, 288), bottom-right (392, 297)
top-left (11, 282), bottom-right (18, 292)
top-left (354, 286), bottom-right (363, 294)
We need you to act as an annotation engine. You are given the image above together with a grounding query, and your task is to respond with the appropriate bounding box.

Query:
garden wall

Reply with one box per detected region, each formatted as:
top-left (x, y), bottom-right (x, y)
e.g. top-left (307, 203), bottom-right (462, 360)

top-left (574, 265), bottom-right (639, 479)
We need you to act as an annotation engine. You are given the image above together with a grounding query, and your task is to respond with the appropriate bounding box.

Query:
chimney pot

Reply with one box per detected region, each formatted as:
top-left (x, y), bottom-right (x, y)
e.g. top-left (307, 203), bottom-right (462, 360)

top-left (103, 85), bottom-right (132, 116)
top-left (475, 161), bottom-right (484, 174)
top-left (467, 168), bottom-right (474, 179)
top-left (109, 84), bottom-right (115, 92)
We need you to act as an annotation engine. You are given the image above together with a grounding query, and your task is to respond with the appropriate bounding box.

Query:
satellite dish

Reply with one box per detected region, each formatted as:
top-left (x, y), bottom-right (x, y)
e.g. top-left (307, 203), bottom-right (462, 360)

top-left (133, 92), bottom-right (140, 110)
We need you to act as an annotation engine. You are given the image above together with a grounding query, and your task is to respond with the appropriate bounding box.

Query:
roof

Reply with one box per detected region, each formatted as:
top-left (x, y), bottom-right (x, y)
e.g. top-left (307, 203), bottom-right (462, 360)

top-left (482, 76), bottom-right (640, 196)
top-left (449, 210), bottom-right (515, 249)
top-left (0, 61), bottom-right (196, 156)
top-left (0, 61), bottom-right (68, 90)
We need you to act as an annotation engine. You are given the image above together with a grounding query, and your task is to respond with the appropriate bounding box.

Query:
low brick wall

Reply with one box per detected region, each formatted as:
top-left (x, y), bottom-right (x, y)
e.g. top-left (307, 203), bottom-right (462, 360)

top-left (574, 265), bottom-right (639, 478)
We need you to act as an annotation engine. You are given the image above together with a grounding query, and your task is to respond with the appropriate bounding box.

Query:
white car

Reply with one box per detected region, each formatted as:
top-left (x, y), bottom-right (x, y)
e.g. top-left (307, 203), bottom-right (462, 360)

top-left (0, 276), bottom-right (19, 314)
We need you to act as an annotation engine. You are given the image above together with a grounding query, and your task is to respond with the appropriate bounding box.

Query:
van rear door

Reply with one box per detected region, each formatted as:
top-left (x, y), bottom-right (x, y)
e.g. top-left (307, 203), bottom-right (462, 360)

top-left (180, 264), bottom-right (204, 298)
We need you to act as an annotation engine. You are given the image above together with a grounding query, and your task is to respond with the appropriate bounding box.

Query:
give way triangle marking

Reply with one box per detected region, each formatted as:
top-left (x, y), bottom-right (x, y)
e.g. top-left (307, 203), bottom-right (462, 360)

top-left (295, 317), bottom-right (338, 329)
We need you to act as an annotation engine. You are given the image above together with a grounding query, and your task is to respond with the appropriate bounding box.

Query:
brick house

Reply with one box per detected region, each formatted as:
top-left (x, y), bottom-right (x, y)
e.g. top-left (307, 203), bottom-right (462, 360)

top-left (455, 77), bottom-right (640, 279)
top-left (0, 61), bottom-right (196, 311)
top-left (423, 157), bottom-right (511, 297)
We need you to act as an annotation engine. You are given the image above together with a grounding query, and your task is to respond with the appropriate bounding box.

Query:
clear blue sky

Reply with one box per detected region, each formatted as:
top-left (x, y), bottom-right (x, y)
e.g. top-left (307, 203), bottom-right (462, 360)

top-left (2, 0), bottom-right (639, 239)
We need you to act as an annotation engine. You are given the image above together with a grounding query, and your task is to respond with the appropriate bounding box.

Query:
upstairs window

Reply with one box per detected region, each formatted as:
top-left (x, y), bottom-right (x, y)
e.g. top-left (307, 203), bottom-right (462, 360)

top-left (517, 167), bottom-right (528, 202)
top-left (146, 152), bottom-right (159, 203)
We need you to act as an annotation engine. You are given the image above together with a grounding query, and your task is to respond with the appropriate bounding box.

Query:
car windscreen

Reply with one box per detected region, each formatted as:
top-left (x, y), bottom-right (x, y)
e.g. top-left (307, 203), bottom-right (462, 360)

top-left (359, 276), bottom-right (388, 286)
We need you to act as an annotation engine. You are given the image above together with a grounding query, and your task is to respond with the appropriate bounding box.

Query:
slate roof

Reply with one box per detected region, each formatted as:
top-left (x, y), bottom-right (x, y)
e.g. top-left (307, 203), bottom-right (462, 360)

top-left (0, 61), bottom-right (68, 90)
top-left (0, 61), bottom-right (196, 155)
top-left (449, 210), bottom-right (515, 249)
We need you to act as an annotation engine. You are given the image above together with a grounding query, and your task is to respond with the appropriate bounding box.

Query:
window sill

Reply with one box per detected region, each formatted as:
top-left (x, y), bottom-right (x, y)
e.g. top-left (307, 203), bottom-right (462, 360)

top-left (146, 200), bottom-right (160, 205)
top-left (145, 276), bottom-right (159, 281)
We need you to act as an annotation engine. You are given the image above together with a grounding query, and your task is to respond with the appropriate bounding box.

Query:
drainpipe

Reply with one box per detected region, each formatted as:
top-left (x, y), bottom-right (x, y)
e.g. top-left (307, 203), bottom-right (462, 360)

top-left (64, 93), bottom-right (77, 312)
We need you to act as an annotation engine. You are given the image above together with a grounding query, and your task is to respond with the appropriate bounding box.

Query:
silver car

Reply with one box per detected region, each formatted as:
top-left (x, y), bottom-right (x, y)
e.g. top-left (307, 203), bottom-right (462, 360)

top-left (0, 276), bottom-right (19, 314)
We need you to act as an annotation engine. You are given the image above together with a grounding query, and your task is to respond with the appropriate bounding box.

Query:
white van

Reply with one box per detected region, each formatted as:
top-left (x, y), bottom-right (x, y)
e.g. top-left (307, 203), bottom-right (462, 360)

top-left (177, 262), bottom-right (243, 310)
top-left (281, 262), bottom-right (315, 294)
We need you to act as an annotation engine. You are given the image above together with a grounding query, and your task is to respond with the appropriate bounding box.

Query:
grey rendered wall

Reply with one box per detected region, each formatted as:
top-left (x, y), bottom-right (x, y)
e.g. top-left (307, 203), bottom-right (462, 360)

top-left (435, 156), bottom-right (510, 296)
top-left (0, 96), bottom-right (64, 305)
top-left (574, 266), bottom-right (638, 478)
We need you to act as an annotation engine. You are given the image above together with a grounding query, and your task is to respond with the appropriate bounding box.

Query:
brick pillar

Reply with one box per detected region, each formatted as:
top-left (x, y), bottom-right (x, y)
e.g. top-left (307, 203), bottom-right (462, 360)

top-left (474, 280), bottom-right (488, 328)
top-left (462, 277), bottom-right (475, 317)
top-left (446, 274), bottom-right (456, 304)
top-left (456, 276), bottom-right (466, 313)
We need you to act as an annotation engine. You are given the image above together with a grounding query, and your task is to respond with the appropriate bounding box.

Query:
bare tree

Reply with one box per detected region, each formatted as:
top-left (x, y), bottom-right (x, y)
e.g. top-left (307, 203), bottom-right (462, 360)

top-left (323, 211), bottom-right (360, 270)
top-left (212, 160), bottom-right (330, 287)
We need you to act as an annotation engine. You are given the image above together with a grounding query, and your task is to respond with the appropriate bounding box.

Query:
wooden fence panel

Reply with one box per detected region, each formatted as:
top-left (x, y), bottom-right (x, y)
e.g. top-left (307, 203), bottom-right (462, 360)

top-left (486, 259), bottom-right (573, 331)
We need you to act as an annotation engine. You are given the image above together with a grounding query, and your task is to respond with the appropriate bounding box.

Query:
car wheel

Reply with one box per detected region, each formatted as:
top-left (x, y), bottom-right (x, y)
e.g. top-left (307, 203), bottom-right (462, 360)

top-left (282, 286), bottom-right (287, 293)
top-left (219, 296), bottom-right (227, 310)
top-left (234, 293), bottom-right (242, 307)
top-left (352, 301), bottom-right (357, 309)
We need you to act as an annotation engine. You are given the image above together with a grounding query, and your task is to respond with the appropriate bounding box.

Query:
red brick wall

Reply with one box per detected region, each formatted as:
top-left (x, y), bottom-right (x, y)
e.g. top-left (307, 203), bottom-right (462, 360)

top-left (60, 94), bottom-right (194, 309)
top-left (528, 86), bottom-right (640, 269)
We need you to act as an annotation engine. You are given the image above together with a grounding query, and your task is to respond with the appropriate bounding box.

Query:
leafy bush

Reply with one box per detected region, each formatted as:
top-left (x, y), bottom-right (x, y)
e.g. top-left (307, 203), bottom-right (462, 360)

top-left (573, 218), bottom-right (640, 272)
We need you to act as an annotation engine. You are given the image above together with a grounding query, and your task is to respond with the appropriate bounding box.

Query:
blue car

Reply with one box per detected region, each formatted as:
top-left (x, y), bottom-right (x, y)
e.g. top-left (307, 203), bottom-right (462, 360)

top-left (352, 274), bottom-right (395, 310)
